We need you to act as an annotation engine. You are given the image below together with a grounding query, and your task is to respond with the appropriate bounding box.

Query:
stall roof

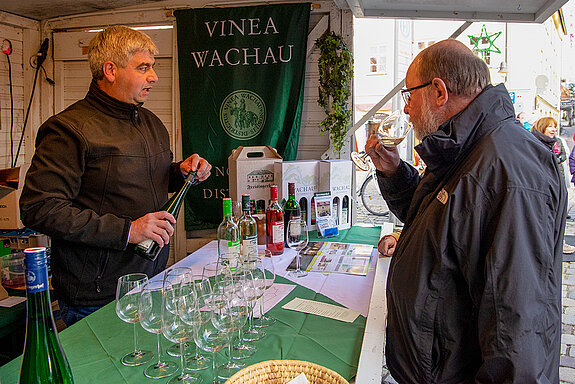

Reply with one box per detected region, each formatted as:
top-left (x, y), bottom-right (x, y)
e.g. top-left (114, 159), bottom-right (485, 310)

top-left (0, 0), bottom-right (569, 22)
top-left (341, 0), bottom-right (569, 23)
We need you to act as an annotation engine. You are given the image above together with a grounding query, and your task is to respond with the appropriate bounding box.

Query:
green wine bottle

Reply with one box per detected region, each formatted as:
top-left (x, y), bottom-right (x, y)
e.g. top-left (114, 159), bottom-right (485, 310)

top-left (134, 171), bottom-right (198, 261)
top-left (282, 182), bottom-right (301, 246)
top-left (217, 198), bottom-right (240, 270)
top-left (19, 247), bottom-right (74, 384)
top-left (238, 194), bottom-right (258, 261)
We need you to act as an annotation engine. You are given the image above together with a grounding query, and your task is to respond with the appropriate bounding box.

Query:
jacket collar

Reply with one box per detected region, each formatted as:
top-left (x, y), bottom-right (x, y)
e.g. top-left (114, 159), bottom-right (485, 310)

top-left (416, 83), bottom-right (516, 174)
top-left (531, 129), bottom-right (556, 151)
top-left (85, 80), bottom-right (142, 120)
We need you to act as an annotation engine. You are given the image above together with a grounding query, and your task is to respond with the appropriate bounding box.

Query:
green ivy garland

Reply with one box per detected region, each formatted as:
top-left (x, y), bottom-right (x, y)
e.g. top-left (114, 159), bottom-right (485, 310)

top-left (316, 31), bottom-right (353, 153)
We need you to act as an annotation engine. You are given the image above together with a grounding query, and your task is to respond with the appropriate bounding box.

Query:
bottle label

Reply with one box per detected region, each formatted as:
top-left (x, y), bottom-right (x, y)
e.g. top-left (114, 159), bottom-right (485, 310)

top-left (137, 239), bottom-right (154, 251)
top-left (271, 221), bottom-right (284, 244)
top-left (241, 235), bottom-right (257, 260)
top-left (24, 247), bottom-right (49, 293)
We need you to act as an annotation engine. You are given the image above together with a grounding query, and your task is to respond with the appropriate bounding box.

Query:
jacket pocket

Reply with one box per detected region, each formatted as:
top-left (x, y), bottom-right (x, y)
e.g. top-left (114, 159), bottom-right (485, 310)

top-left (94, 249), bottom-right (110, 294)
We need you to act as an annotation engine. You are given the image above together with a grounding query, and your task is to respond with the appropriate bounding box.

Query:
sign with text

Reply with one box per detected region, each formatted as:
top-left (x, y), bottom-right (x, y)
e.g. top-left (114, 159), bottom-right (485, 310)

top-left (175, 4), bottom-right (310, 229)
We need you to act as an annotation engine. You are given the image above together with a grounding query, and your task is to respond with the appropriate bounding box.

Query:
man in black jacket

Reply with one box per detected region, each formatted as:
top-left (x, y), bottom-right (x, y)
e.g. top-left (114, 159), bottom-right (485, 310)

top-left (20, 26), bottom-right (211, 326)
top-left (366, 39), bottom-right (565, 383)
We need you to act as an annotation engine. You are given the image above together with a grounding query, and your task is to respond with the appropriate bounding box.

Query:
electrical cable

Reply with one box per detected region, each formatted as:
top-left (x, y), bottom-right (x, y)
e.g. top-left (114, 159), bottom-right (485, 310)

top-left (3, 39), bottom-right (14, 166)
top-left (12, 38), bottom-right (49, 168)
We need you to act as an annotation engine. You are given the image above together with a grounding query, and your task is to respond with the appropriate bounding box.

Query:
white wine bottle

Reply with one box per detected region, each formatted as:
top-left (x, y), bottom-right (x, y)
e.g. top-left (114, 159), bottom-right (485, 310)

top-left (134, 171), bottom-right (198, 261)
top-left (238, 194), bottom-right (257, 261)
top-left (19, 247), bottom-right (74, 384)
top-left (217, 198), bottom-right (241, 270)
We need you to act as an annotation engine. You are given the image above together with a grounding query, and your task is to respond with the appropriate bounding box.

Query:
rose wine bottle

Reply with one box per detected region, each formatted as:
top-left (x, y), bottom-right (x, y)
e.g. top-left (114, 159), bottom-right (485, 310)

top-left (266, 185), bottom-right (284, 255)
top-left (19, 247), bottom-right (74, 384)
top-left (282, 182), bottom-right (301, 246)
top-left (134, 171), bottom-right (197, 261)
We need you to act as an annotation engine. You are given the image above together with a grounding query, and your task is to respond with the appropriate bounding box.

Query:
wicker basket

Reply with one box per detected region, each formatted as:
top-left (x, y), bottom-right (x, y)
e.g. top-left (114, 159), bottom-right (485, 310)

top-left (225, 360), bottom-right (349, 384)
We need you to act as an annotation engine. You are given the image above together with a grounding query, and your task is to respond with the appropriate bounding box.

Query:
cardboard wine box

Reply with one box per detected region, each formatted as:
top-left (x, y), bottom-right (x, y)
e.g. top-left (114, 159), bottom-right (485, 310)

top-left (318, 160), bottom-right (353, 230)
top-left (228, 146), bottom-right (282, 212)
top-left (0, 165), bottom-right (29, 230)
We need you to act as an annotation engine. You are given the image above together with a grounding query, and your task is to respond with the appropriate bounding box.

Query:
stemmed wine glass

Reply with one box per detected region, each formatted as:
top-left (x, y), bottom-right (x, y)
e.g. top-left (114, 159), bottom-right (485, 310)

top-left (162, 270), bottom-right (202, 384)
top-left (254, 250), bottom-right (276, 328)
top-left (376, 110), bottom-right (412, 147)
top-left (287, 219), bottom-right (309, 278)
top-left (241, 259), bottom-right (266, 342)
top-left (116, 273), bottom-right (154, 366)
top-left (184, 274), bottom-right (212, 372)
top-left (192, 292), bottom-right (232, 384)
top-left (215, 271), bottom-right (250, 380)
top-left (230, 269), bottom-right (257, 360)
top-left (139, 280), bottom-right (178, 378)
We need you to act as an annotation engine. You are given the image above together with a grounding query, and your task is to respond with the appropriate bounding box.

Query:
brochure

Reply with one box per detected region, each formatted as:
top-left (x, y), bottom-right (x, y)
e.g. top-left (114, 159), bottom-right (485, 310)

top-left (287, 241), bottom-right (373, 276)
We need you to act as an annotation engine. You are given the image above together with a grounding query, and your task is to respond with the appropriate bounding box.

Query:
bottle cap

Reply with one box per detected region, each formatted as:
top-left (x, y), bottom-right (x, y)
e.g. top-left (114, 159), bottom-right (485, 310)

top-left (288, 182), bottom-right (295, 196)
top-left (222, 198), bottom-right (232, 217)
top-left (242, 194), bottom-right (251, 211)
top-left (270, 185), bottom-right (278, 201)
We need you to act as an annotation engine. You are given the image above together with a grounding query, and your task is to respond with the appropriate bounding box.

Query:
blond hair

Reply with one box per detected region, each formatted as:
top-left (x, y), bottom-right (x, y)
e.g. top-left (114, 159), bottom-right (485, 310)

top-left (531, 117), bottom-right (557, 135)
top-left (88, 26), bottom-right (158, 80)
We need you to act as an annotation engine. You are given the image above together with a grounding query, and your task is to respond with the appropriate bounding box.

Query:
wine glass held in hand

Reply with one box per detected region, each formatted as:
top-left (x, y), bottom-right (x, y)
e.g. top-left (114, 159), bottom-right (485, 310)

top-left (376, 111), bottom-right (412, 148)
top-left (139, 280), bottom-right (178, 379)
top-left (116, 273), bottom-right (154, 366)
top-left (287, 219), bottom-right (309, 278)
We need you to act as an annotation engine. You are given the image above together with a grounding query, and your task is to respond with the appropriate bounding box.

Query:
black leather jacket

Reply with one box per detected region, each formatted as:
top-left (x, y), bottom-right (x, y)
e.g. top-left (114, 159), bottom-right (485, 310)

top-left (379, 84), bottom-right (565, 383)
top-left (20, 81), bottom-right (184, 306)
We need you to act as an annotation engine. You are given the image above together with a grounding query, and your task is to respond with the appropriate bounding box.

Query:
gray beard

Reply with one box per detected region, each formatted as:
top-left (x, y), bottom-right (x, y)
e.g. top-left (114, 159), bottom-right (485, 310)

top-left (414, 95), bottom-right (444, 141)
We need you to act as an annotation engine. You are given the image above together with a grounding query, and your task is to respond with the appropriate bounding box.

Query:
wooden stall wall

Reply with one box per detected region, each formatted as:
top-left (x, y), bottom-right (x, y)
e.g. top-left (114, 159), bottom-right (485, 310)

top-left (0, 13), bottom-right (40, 169)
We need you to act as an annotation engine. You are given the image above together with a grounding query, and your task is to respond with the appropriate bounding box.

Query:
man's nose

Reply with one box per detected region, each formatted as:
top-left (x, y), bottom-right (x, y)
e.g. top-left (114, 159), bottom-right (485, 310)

top-left (148, 68), bottom-right (158, 83)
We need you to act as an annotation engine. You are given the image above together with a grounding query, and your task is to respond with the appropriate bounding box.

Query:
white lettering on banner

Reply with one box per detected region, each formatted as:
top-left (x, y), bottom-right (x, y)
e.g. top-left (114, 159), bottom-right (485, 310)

top-left (214, 166), bottom-right (228, 177)
top-left (204, 17), bottom-right (280, 37)
top-left (190, 45), bottom-right (293, 68)
top-left (203, 188), bottom-right (229, 199)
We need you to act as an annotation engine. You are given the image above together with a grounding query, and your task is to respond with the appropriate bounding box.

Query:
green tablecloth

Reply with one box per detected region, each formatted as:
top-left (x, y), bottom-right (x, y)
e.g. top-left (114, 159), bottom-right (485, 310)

top-left (0, 225), bottom-right (382, 382)
top-left (0, 275), bottom-right (366, 383)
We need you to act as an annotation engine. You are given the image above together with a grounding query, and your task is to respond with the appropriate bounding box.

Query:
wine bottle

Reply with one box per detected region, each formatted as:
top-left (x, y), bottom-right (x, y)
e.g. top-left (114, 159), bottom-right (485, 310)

top-left (342, 195), bottom-right (349, 225)
top-left (333, 197), bottom-right (340, 226)
top-left (238, 194), bottom-right (258, 261)
top-left (134, 171), bottom-right (198, 261)
top-left (19, 247), bottom-right (74, 384)
top-left (266, 185), bottom-right (284, 255)
top-left (217, 198), bottom-right (241, 270)
top-left (283, 182), bottom-right (301, 246)
top-left (299, 197), bottom-right (307, 225)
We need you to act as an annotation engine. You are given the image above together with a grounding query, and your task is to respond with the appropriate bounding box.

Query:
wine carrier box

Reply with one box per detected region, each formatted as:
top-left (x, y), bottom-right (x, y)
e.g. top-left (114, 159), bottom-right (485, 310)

top-left (318, 160), bottom-right (353, 230)
top-left (228, 146), bottom-right (282, 212)
top-left (0, 165), bottom-right (29, 230)
top-left (274, 160), bottom-right (320, 229)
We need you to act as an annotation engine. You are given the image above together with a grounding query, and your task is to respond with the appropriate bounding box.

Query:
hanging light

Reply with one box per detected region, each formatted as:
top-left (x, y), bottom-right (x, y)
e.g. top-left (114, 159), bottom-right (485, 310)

top-left (498, 62), bottom-right (508, 74)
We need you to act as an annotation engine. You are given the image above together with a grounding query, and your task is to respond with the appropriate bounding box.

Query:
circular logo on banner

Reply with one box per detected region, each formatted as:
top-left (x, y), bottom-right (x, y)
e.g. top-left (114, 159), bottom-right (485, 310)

top-left (220, 90), bottom-right (266, 140)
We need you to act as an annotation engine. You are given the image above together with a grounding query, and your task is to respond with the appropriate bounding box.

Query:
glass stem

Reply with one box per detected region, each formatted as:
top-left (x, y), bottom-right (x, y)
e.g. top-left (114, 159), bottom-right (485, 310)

top-left (133, 322), bottom-right (139, 354)
top-left (179, 343), bottom-right (185, 377)
top-left (227, 334), bottom-right (233, 364)
top-left (259, 295), bottom-right (265, 319)
top-left (156, 333), bottom-right (162, 366)
top-left (212, 350), bottom-right (217, 383)
top-left (296, 251), bottom-right (301, 272)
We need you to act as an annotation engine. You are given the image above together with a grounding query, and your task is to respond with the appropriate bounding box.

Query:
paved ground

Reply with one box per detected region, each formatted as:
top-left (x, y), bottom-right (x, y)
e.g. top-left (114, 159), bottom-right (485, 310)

top-left (354, 124), bottom-right (575, 382)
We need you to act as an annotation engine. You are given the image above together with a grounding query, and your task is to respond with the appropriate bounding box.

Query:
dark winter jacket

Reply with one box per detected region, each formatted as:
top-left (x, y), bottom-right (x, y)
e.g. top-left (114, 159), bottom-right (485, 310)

top-left (378, 84), bottom-right (565, 383)
top-left (20, 81), bottom-right (184, 306)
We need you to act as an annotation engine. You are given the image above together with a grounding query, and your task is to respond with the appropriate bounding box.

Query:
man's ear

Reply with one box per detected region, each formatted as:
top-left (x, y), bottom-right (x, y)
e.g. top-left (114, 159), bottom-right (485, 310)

top-left (431, 78), bottom-right (449, 107)
top-left (102, 61), bottom-right (117, 83)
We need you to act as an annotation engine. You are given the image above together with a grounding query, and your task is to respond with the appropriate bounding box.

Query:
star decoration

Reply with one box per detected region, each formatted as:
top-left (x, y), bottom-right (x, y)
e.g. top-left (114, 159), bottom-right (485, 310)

top-left (468, 24), bottom-right (501, 62)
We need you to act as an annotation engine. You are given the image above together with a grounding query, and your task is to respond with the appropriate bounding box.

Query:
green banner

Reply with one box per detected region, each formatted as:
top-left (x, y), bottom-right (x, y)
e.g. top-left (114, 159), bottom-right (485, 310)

top-left (175, 3), bottom-right (310, 230)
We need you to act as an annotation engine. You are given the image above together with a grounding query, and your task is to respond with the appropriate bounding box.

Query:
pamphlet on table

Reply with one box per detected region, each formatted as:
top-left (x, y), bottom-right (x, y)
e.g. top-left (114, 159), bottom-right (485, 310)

top-left (287, 241), bottom-right (373, 276)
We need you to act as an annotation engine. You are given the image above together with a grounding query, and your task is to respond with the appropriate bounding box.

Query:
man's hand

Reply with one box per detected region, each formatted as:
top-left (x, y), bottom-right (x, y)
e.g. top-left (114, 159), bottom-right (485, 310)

top-left (180, 154), bottom-right (212, 182)
top-left (378, 235), bottom-right (397, 257)
top-left (365, 133), bottom-right (401, 177)
top-left (129, 211), bottom-right (175, 247)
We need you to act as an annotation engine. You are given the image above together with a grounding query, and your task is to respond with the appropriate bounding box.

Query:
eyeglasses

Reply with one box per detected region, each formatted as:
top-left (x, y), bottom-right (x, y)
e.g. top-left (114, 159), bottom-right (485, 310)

top-left (400, 82), bottom-right (432, 105)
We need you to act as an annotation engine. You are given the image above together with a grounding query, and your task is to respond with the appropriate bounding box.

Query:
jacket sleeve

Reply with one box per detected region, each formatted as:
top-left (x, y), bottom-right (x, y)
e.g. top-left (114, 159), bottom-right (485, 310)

top-left (376, 161), bottom-right (420, 222)
top-left (569, 146), bottom-right (575, 175)
top-left (19, 118), bottom-right (131, 251)
top-left (453, 178), bottom-right (564, 383)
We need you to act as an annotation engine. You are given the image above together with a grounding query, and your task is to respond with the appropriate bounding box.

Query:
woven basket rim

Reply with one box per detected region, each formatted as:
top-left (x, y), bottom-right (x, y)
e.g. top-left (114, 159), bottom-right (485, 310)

top-left (225, 359), bottom-right (349, 384)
